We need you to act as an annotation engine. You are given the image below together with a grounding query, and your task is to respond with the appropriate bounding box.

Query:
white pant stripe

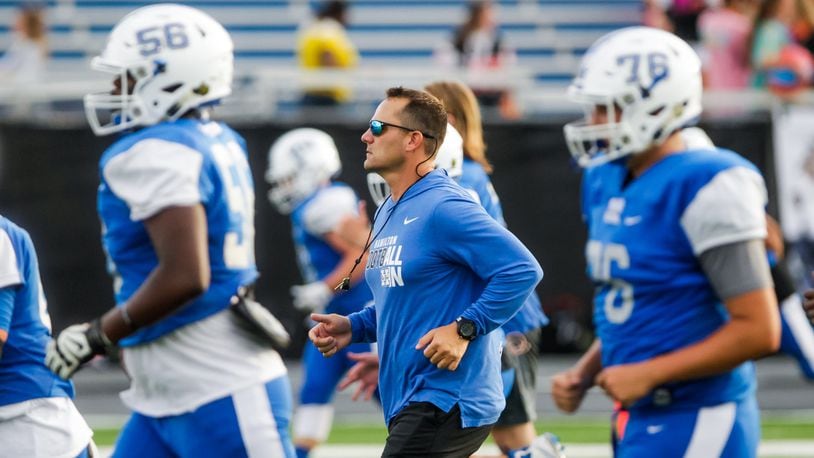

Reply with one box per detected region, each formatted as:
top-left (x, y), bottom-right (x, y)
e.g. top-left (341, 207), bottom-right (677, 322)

top-left (684, 402), bottom-right (736, 458)
top-left (781, 294), bottom-right (814, 370)
top-left (293, 404), bottom-right (335, 442)
top-left (233, 384), bottom-right (286, 458)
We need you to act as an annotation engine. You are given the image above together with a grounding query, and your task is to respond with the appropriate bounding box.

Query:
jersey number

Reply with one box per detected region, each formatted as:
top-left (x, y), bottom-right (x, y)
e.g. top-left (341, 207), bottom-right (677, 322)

top-left (211, 142), bottom-right (255, 269)
top-left (586, 241), bottom-right (634, 324)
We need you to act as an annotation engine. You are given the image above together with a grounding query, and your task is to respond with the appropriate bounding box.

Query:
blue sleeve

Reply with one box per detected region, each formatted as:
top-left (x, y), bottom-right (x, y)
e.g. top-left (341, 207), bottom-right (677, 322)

top-left (432, 197), bottom-right (543, 336)
top-left (0, 286), bottom-right (16, 333)
top-left (348, 303), bottom-right (377, 343)
top-left (477, 180), bottom-right (506, 227)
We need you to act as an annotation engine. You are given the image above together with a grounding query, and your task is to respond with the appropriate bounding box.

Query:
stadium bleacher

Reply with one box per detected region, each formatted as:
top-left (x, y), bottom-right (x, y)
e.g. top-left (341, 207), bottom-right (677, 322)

top-left (0, 0), bottom-right (642, 118)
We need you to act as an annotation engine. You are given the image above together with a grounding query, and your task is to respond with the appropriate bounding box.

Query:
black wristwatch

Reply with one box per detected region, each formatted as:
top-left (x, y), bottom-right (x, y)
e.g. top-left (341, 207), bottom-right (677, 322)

top-left (456, 317), bottom-right (477, 341)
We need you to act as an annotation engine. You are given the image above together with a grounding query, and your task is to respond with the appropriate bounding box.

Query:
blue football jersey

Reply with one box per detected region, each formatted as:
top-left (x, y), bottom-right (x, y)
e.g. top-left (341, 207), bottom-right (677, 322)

top-left (98, 119), bottom-right (259, 346)
top-left (460, 158), bottom-right (506, 227)
top-left (290, 182), bottom-right (372, 316)
top-left (0, 217), bottom-right (74, 406)
top-left (582, 148), bottom-right (768, 409)
top-left (459, 159), bottom-right (547, 334)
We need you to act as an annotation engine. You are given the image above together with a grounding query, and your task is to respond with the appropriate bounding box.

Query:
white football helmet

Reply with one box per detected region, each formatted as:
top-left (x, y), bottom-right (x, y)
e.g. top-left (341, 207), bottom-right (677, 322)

top-left (563, 26), bottom-right (702, 167)
top-left (366, 123), bottom-right (464, 206)
top-left (84, 4), bottom-right (234, 136)
top-left (266, 128), bottom-right (342, 214)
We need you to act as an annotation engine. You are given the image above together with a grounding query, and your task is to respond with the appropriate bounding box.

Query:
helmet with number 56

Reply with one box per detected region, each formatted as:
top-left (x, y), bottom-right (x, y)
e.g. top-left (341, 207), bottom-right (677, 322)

top-left (564, 26), bottom-right (702, 168)
top-left (84, 4), bottom-right (234, 136)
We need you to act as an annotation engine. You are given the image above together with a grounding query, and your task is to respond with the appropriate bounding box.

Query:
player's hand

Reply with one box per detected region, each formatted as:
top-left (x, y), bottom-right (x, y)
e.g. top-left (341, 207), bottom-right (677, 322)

top-left (551, 368), bottom-right (592, 413)
top-left (291, 282), bottom-right (332, 313)
top-left (416, 322), bottom-right (469, 371)
top-left (803, 289), bottom-right (814, 325)
top-left (338, 352), bottom-right (380, 401)
top-left (45, 319), bottom-right (112, 379)
top-left (595, 362), bottom-right (654, 408)
top-left (308, 313), bottom-right (352, 358)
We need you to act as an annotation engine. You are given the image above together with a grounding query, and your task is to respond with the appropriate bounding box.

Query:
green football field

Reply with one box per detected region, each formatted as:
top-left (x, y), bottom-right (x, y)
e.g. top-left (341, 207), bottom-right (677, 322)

top-left (92, 415), bottom-right (814, 446)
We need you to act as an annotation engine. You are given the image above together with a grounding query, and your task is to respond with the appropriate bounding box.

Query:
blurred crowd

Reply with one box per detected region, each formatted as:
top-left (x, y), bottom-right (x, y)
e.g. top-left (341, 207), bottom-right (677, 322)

top-left (646, 0), bottom-right (814, 96)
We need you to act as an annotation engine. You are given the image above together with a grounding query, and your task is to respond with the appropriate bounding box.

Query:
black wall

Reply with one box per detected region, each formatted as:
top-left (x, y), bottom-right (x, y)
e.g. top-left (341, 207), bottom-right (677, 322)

top-left (0, 118), bottom-right (775, 356)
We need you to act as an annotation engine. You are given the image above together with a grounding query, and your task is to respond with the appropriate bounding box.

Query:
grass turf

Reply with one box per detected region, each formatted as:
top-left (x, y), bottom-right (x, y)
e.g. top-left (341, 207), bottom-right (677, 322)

top-left (92, 416), bottom-right (814, 446)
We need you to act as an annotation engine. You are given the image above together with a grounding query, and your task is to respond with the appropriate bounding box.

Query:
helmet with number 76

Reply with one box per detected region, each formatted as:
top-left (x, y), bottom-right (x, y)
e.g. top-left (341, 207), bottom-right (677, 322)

top-left (84, 4), bottom-right (234, 136)
top-left (563, 26), bottom-right (702, 168)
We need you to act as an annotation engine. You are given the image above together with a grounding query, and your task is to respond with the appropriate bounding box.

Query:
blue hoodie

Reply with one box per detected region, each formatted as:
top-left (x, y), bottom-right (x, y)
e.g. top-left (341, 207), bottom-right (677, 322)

top-left (348, 170), bottom-right (543, 427)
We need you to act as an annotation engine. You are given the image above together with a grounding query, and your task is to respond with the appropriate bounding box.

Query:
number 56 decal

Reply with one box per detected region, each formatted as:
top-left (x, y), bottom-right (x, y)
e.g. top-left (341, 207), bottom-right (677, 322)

top-left (136, 23), bottom-right (189, 56)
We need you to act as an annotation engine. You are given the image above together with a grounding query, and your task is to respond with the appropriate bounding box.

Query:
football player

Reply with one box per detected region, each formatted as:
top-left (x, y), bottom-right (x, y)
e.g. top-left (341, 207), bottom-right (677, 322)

top-left (681, 127), bottom-right (814, 381)
top-left (45, 5), bottom-right (295, 457)
top-left (265, 128), bottom-right (375, 458)
top-left (0, 219), bottom-right (95, 457)
top-left (551, 27), bottom-right (781, 457)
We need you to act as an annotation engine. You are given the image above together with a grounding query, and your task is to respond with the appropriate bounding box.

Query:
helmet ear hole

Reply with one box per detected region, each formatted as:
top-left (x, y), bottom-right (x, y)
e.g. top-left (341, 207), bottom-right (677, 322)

top-left (162, 83), bottom-right (183, 94)
top-left (648, 106), bottom-right (665, 117)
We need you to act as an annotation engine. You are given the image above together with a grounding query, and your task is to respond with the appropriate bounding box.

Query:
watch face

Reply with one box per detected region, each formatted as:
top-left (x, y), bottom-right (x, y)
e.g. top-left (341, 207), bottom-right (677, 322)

top-left (458, 320), bottom-right (475, 339)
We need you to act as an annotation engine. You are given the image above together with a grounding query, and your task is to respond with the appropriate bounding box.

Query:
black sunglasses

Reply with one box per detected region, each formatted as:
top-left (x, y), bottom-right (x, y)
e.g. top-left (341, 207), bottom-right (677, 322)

top-left (369, 120), bottom-right (435, 139)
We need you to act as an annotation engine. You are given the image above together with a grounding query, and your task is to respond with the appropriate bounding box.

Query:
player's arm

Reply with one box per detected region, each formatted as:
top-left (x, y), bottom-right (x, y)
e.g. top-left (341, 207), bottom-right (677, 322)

top-left (804, 288), bottom-right (814, 325)
top-left (322, 230), bottom-right (368, 289)
top-left (551, 339), bottom-right (602, 413)
top-left (0, 286), bottom-right (17, 361)
top-left (334, 201), bottom-right (371, 249)
top-left (292, 189), bottom-right (368, 312)
top-left (99, 205), bottom-right (210, 342)
top-left (597, 239), bottom-right (780, 406)
top-left (46, 205), bottom-right (209, 379)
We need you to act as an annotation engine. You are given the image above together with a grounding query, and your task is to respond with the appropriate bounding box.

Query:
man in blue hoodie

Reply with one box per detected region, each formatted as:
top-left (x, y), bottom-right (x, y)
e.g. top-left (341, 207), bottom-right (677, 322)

top-left (309, 87), bottom-right (543, 457)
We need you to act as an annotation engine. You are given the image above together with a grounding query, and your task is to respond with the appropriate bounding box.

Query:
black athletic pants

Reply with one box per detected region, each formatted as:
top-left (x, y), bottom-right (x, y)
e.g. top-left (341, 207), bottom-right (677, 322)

top-left (381, 402), bottom-right (492, 457)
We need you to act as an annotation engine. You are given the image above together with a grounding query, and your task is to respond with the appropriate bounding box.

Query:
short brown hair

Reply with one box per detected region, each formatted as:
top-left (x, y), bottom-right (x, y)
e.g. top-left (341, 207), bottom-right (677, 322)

top-left (386, 87), bottom-right (447, 156)
top-left (424, 81), bottom-right (492, 173)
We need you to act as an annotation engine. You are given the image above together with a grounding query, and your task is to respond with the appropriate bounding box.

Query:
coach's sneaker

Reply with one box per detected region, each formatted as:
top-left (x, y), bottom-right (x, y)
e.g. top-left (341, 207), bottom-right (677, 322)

top-left (530, 432), bottom-right (567, 458)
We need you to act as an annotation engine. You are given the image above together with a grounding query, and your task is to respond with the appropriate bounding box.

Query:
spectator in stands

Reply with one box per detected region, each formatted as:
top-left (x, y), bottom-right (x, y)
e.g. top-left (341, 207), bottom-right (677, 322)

top-left (667, 0), bottom-right (708, 44)
top-left (698, 0), bottom-right (758, 89)
top-left (793, 0), bottom-right (814, 55)
top-left (0, 3), bottom-right (47, 84)
top-left (644, 0), bottom-right (675, 31)
top-left (297, 1), bottom-right (359, 106)
top-left (750, 0), bottom-right (798, 87)
top-left (436, 1), bottom-right (519, 119)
